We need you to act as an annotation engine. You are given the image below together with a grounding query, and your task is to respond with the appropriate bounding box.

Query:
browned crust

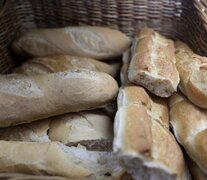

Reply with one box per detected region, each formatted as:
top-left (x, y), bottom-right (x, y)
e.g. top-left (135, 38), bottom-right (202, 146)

top-left (169, 93), bottom-right (207, 174)
top-left (128, 28), bottom-right (179, 97)
top-left (123, 105), bottom-right (152, 155)
top-left (175, 40), bottom-right (207, 109)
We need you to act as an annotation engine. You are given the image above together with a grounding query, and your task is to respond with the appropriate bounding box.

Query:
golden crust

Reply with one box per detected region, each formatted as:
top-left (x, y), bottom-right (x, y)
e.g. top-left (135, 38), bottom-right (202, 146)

top-left (175, 40), bottom-right (207, 108)
top-left (169, 93), bottom-right (207, 174)
top-left (128, 28), bottom-right (179, 97)
top-left (123, 105), bottom-right (152, 155)
top-left (114, 86), bottom-right (187, 179)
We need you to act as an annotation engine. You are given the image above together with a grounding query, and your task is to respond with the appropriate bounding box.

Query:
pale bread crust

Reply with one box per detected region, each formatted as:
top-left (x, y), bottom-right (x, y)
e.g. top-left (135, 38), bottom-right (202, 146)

top-left (169, 93), bottom-right (207, 174)
top-left (0, 69), bottom-right (118, 127)
top-left (0, 110), bottom-right (113, 148)
top-left (48, 110), bottom-right (113, 144)
top-left (15, 55), bottom-right (118, 77)
top-left (113, 86), bottom-right (189, 180)
top-left (11, 26), bottom-right (131, 60)
top-left (175, 40), bottom-right (207, 109)
top-left (128, 28), bottom-right (180, 97)
top-left (0, 141), bottom-right (127, 179)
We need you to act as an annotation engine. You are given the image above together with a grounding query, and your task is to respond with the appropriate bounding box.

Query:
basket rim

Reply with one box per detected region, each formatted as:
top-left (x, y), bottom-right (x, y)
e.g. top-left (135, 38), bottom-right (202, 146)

top-left (0, 0), bottom-right (10, 17)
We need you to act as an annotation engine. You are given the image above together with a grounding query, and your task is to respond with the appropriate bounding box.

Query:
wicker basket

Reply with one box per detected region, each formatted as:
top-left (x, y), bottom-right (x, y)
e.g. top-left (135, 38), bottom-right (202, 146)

top-left (0, 0), bottom-right (206, 74)
top-left (0, 0), bottom-right (206, 179)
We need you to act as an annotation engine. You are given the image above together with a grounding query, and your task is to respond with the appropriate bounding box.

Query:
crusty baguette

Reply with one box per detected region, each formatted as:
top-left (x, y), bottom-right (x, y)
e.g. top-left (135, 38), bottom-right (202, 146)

top-left (169, 93), bottom-right (207, 175)
top-left (49, 110), bottom-right (113, 147)
top-left (0, 141), bottom-right (127, 179)
top-left (0, 110), bottom-right (113, 151)
top-left (128, 28), bottom-right (180, 97)
top-left (175, 40), bottom-right (207, 109)
top-left (0, 173), bottom-right (131, 180)
top-left (0, 173), bottom-right (77, 180)
top-left (0, 69), bottom-right (118, 127)
top-left (11, 26), bottom-right (131, 60)
top-left (114, 86), bottom-right (190, 180)
top-left (15, 55), bottom-right (118, 77)
top-left (0, 119), bottom-right (50, 142)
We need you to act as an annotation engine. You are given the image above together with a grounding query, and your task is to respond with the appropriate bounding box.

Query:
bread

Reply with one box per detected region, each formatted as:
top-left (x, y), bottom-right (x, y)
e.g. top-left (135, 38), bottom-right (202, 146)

top-left (0, 110), bottom-right (113, 151)
top-left (113, 86), bottom-right (190, 180)
top-left (0, 173), bottom-right (77, 180)
top-left (0, 69), bottom-right (118, 127)
top-left (187, 157), bottom-right (207, 180)
top-left (49, 110), bottom-right (113, 150)
top-left (128, 28), bottom-right (180, 97)
top-left (0, 173), bottom-right (131, 180)
top-left (0, 119), bottom-right (50, 142)
top-left (0, 141), bottom-right (127, 179)
top-left (11, 26), bottom-right (131, 60)
top-left (120, 49), bottom-right (131, 86)
top-left (15, 55), bottom-right (118, 77)
top-left (175, 40), bottom-right (207, 109)
top-left (169, 93), bottom-right (207, 175)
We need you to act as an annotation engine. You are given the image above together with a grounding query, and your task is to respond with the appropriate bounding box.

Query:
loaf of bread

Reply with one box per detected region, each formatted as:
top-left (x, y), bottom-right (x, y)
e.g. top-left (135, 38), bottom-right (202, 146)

top-left (128, 28), bottom-right (180, 97)
top-left (11, 26), bottom-right (131, 60)
top-left (0, 69), bottom-right (118, 127)
top-left (15, 55), bottom-right (118, 77)
top-left (0, 141), bottom-right (128, 179)
top-left (169, 93), bottom-right (207, 175)
top-left (0, 110), bottom-right (113, 150)
top-left (0, 173), bottom-right (76, 180)
top-left (113, 86), bottom-right (190, 180)
top-left (175, 40), bottom-right (207, 109)
top-left (0, 119), bottom-right (50, 142)
top-left (48, 110), bottom-right (113, 148)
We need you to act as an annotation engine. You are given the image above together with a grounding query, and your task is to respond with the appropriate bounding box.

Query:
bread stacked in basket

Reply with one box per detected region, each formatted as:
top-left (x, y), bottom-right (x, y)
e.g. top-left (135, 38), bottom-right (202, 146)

top-left (0, 25), bottom-right (206, 180)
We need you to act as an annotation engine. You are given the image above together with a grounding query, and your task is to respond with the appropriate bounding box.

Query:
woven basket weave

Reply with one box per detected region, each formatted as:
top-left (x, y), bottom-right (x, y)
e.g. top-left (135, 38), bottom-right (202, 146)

top-left (0, 0), bottom-right (206, 179)
top-left (0, 0), bottom-right (206, 74)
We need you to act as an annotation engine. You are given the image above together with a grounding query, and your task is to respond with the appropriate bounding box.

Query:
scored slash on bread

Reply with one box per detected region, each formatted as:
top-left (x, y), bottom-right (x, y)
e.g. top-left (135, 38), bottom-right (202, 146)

top-left (0, 69), bottom-right (118, 127)
top-left (175, 40), bottom-right (207, 109)
top-left (15, 55), bottom-right (119, 77)
top-left (113, 85), bottom-right (190, 180)
top-left (169, 93), bottom-right (207, 175)
top-left (0, 110), bottom-right (113, 151)
top-left (128, 28), bottom-right (180, 97)
top-left (11, 26), bottom-right (131, 60)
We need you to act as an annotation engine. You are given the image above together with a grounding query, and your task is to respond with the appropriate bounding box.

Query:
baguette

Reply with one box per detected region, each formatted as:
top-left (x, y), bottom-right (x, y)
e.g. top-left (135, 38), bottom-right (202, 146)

top-left (0, 69), bottom-right (118, 127)
top-left (0, 110), bottom-right (113, 151)
top-left (175, 40), bottom-right (207, 109)
top-left (0, 173), bottom-right (76, 180)
top-left (15, 55), bottom-right (118, 77)
top-left (11, 26), bottom-right (131, 60)
top-left (0, 141), bottom-right (127, 179)
top-left (128, 28), bottom-right (180, 97)
top-left (114, 86), bottom-right (190, 180)
top-left (169, 93), bottom-right (207, 174)
top-left (49, 110), bottom-right (113, 151)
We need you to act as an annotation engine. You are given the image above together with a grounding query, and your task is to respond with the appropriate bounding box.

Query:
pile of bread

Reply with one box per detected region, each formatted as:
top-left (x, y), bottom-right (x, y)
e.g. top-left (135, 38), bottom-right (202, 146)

top-left (0, 26), bottom-right (206, 180)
